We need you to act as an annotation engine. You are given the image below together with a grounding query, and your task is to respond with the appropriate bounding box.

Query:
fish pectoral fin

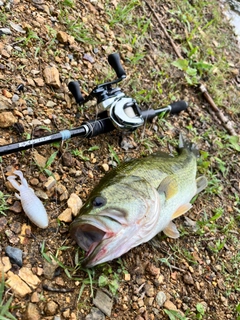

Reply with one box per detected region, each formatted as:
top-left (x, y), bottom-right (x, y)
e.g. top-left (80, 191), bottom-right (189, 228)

top-left (163, 221), bottom-right (180, 239)
top-left (196, 176), bottom-right (208, 194)
top-left (157, 175), bottom-right (178, 200)
top-left (172, 203), bottom-right (192, 219)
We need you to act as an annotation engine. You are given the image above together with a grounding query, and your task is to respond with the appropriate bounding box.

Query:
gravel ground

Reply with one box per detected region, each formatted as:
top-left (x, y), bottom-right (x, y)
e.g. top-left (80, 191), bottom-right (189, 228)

top-left (0, 0), bottom-right (239, 319)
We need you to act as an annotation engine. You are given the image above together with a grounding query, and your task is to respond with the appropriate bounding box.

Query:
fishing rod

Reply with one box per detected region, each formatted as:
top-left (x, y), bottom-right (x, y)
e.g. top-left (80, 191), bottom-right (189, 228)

top-left (0, 53), bottom-right (188, 156)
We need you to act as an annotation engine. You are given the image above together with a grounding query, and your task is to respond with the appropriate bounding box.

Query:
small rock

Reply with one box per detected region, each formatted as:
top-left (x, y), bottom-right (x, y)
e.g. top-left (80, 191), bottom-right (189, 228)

top-left (9, 21), bottom-right (26, 33)
top-left (43, 259), bottom-right (59, 280)
top-left (155, 291), bottom-right (167, 307)
top-left (0, 95), bottom-right (12, 110)
top-left (58, 208), bottom-right (72, 223)
top-left (163, 300), bottom-right (178, 311)
top-left (146, 263), bottom-right (160, 277)
top-left (6, 271), bottom-right (32, 297)
top-left (67, 193), bottom-right (82, 216)
top-left (0, 28), bottom-right (12, 35)
top-left (85, 307), bottom-right (105, 320)
top-left (45, 300), bottom-right (59, 316)
top-left (57, 31), bottom-right (69, 43)
top-left (144, 284), bottom-right (155, 297)
top-left (83, 53), bottom-right (95, 63)
top-left (62, 152), bottom-right (73, 166)
top-left (44, 176), bottom-right (57, 190)
top-left (93, 290), bottom-right (113, 317)
top-left (5, 246), bottom-right (23, 267)
top-left (0, 112), bottom-right (17, 128)
top-left (8, 201), bottom-right (22, 213)
top-left (183, 273), bottom-right (194, 285)
top-left (43, 67), bottom-right (61, 88)
top-left (34, 190), bottom-right (48, 200)
top-left (31, 292), bottom-right (40, 303)
top-left (124, 273), bottom-right (131, 281)
top-left (101, 163), bottom-right (109, 172)
top-left (33, 150), bottom-right (47, 168)
top-left (0, 216), bottom-right (8, 232)
top-left (34, 78), bottom-right (45, 87)
top-left (26, 302), bottom-right (40, 320)
top-left (18, 267), bottom-right (41, 289)
top-left (0, 256), bottom-right (12, 274)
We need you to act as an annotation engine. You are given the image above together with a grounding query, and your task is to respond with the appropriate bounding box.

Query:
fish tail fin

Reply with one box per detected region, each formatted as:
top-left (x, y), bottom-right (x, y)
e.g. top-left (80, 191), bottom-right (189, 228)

top-left (178, 133), bottom-right (199, 157)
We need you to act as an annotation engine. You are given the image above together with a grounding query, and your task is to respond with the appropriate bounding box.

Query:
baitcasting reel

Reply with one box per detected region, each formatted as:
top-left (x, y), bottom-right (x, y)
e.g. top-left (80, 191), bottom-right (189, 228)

top-left (0, 53), bottom-right (188, 156)
top-left (68, 53), bottom-right (188, 132)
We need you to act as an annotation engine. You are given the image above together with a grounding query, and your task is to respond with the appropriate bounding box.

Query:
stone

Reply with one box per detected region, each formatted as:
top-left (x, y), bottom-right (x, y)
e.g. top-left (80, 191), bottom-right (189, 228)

top-left (58, 208), bottom-right (72, 223)
top-left (93, 290), bottom-right (113, 317)
top-left (183, 273), bottom-right (194, 285)
top-left (163, 300), bottom-right (178, 311)
top-left (44, 176), bottom-right (57, 190)
top-left (85, 307), bottom-right (105, 320)
top-left (0, 95), bottom-right (12, 110)
top-left (18, 267), bottom-right (41, 289)
top-left (26, 302), bottom-right (41, 320)
top-left (8, 201), bottom-right (22, 213)
top-left (33, 150), bottom-right (47, 168)
top-left (67, 193), bottom-right (82, 216)
top-left (34, 78), bottom-right (45, 87)
top-left (43, 67), bottom-right (61, 88)
top-left (155, 291), bottom-right (167, 307)
top-left (0, 256), bottom-right (12, 275)
top-left (144, 284), bottom-right (155, 297)
top-left (57, 31), bottom-right (69, 43)
top-left (45, 300), bottom-right (59, 316)
top-left (0, 112), bottom-right (17, 128)
top-left (0, 217), bottom-right (8, 232)
top-left (6, 271), bottom-right (32, 297)
top-left (5, 246), bottom-right (23, 267)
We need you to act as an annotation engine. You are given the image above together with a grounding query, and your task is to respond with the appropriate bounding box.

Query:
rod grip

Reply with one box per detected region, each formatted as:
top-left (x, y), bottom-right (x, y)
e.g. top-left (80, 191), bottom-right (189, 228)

top-left (169, 100), bottom-right (188, 114)
top-left (108, 53), bottom-right (126, 79)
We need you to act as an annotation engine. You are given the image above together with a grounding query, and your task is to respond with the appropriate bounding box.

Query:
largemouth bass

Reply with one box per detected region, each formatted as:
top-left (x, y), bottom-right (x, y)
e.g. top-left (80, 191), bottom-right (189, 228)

top-left (70, 135), bottom-right (207, 267)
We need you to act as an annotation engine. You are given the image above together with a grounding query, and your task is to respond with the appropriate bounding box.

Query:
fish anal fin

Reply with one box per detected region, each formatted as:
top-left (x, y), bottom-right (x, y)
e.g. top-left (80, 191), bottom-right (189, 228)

top-left (172, 203), bottom-right (192, 220)
top-left (158, 176), bottom-right (178, 200)
top-left (163, 221), bottom-right (180, 239)
top-left (196, 176), bottom-right (208, 194)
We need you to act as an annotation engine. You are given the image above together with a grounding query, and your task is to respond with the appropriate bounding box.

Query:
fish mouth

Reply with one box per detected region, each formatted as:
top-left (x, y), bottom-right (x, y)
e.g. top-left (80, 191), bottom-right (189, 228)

top-left (70, 211), bottom-right (125, 267)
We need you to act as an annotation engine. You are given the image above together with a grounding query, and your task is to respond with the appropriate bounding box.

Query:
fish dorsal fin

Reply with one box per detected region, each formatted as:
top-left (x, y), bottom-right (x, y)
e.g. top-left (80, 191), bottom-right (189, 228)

top-left (171, 203), bottom-right (192, 220)
top-left (196, 176), bottom-right (208, 194)
top-left (163, 221), bottom-right (180, 239)
top-left (157, 175), bottom-right (178, 200)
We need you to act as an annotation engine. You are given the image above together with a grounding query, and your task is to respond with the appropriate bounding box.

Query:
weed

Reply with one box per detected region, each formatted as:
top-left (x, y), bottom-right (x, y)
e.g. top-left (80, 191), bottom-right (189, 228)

top-left (108, 144), bottom-right (120, 165)
top-left (72, 146), bottom-right (99, 161)
top-left (106, 0), bottom-right (140, 27)
top-left (0, 275), bottom-right (17, 320)
top-left (196, 303), bottom-right (206, 319)
top-left (164, 309), bottom-right (189, 320)
top-left (0, 191), bottom-right (9, 216)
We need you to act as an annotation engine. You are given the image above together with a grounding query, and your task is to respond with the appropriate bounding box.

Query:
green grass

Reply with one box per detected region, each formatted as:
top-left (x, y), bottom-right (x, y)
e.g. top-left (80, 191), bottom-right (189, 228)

top-left (0, 275), bottom-right (17, 320)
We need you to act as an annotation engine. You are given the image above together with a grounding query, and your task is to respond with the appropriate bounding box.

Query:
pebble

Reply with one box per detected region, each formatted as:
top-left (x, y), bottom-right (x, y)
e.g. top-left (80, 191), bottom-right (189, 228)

top-left (67, 193), bottom-right (82, 216)
top-left (5, 245), bottom-right (23, 267)
top-left (85, 307), bottom-right (105, 320)
top-left (0, 256), bottom-right (12, 274)
top-left (44, 176), bottom-right (57, 190)
top-left (0, 112), bottom-right (17, 128)
top-left (6, 271), bottom-right (32, 297)
top-left (18, 267), bottom-right (41, 289)
top-left (58, 208), bottom-right (72, 223)
top-left (183, 273), bottom-right (194, 285)
top-left (163, 300), bottom-right (178, 311)
top-left (101, 163), bottom-right (109, 172)
top-left (0, 28), bottom-right (12, 35)
top-left (93, 290), bottom-right (113, 317)
top-left (26, 302), bottom-right (40, 320)
top-left (144, 284), bottom-right (155, 297)
top-left (45, 301), bottom-right (59, 316)
top-left (155, 291), bottom-right (167, 307)
top-left (0, 217), bottom-right (9, 232)
top-left (43, 66), bottom-right (61, 88)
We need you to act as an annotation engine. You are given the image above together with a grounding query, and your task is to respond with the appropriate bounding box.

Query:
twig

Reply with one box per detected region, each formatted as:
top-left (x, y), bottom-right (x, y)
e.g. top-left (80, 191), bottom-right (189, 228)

top-left (199, 84), bottom-right (237, 136)
top-left (145, 0), bottom-right (238, 136)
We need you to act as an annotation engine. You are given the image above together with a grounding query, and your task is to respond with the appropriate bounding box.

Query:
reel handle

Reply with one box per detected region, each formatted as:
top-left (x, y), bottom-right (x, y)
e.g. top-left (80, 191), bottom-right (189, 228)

top-left (108, 53), bottom-right (126, 79)
top-left (68, 81), bottom-right (85, 104)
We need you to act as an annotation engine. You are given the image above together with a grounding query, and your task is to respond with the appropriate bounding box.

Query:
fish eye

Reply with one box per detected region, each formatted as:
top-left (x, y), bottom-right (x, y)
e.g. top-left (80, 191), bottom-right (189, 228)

top-left (92, 196), bottom-right (106, 208)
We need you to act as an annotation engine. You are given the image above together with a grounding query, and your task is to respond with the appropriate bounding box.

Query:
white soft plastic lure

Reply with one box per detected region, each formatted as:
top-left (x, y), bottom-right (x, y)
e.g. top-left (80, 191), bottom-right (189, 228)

top-left (7, 170), bottom-right (49, 229)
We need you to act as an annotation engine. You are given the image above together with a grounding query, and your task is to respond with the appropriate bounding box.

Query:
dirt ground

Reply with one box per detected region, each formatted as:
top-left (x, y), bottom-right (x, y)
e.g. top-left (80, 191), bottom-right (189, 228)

top-left (0, 0), bottom-right (239, 319)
